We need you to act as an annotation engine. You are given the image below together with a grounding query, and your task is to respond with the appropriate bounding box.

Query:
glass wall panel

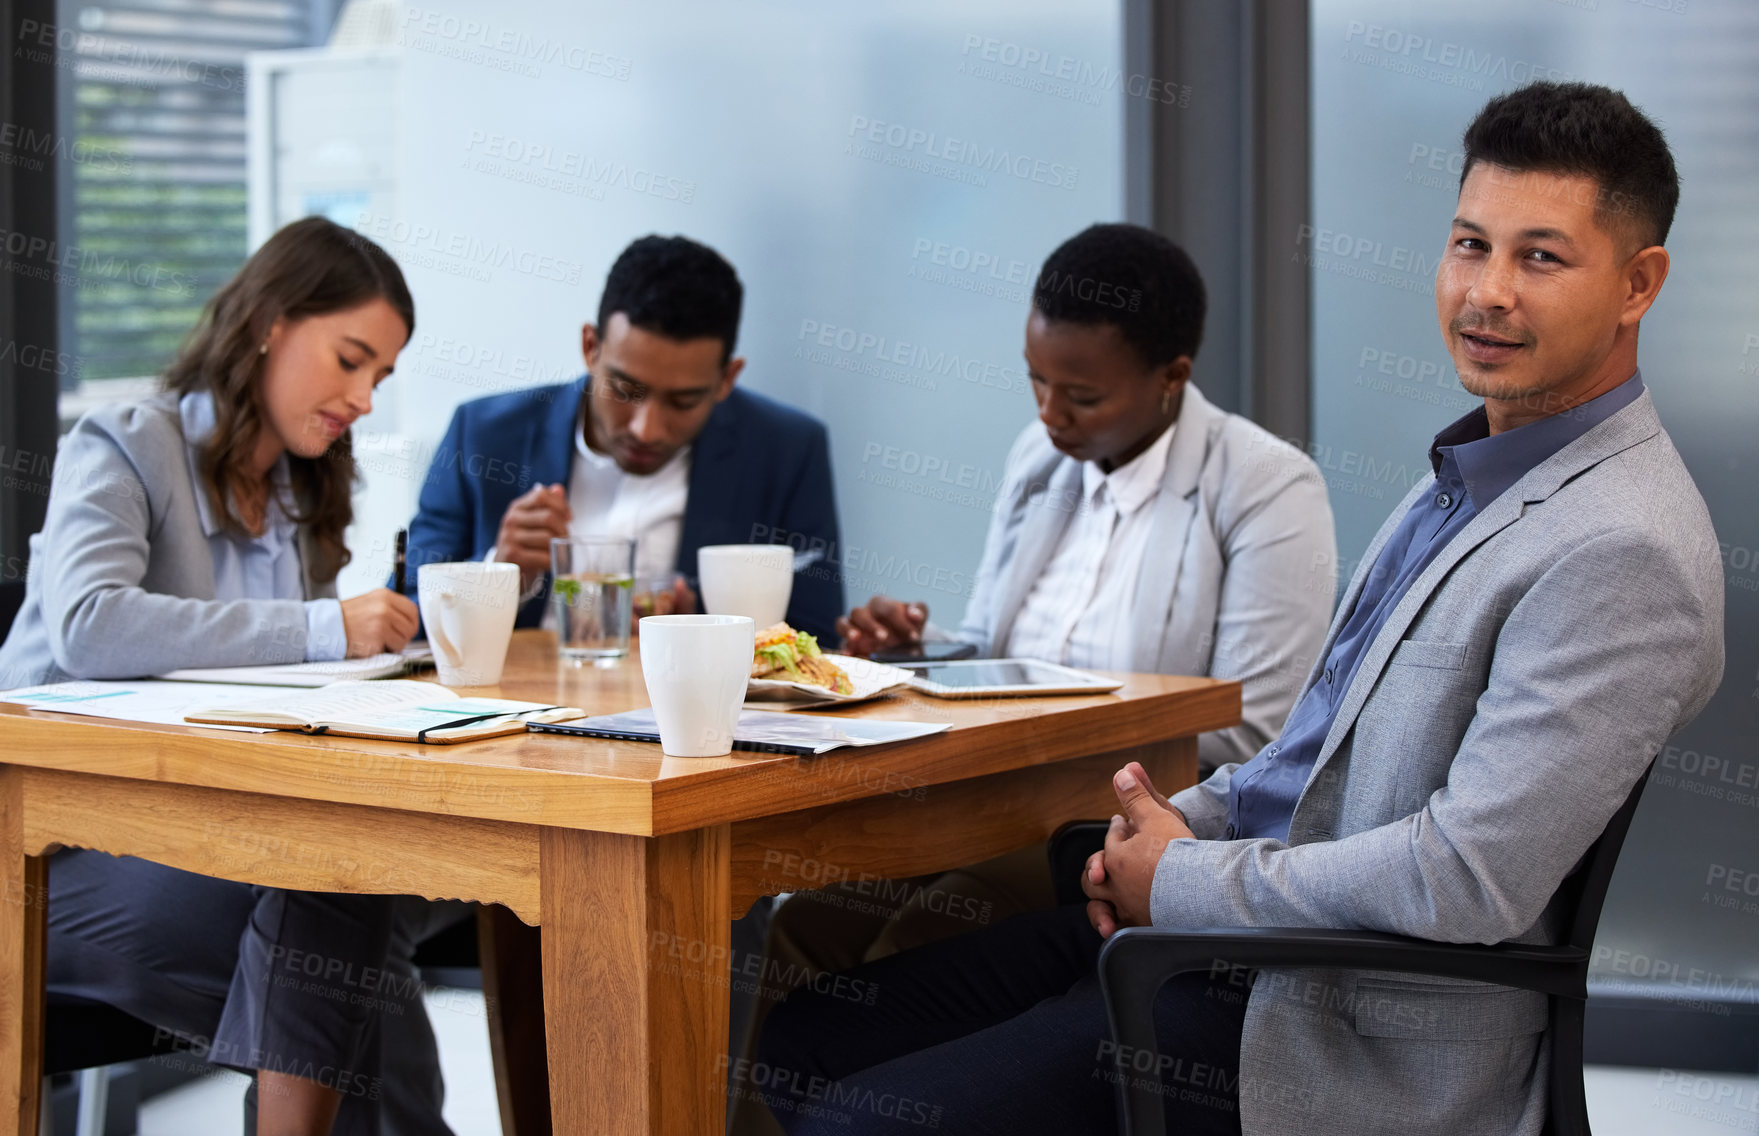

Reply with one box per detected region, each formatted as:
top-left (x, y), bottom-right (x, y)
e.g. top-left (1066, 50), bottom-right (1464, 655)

top-left (257, 0), bottom-right (1127, 608)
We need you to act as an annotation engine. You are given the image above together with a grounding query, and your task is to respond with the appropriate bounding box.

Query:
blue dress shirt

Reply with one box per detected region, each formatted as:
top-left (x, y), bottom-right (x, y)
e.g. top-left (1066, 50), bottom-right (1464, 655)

top-left (179, 392), bottom-right (346, 661)
top-left (1226, 372), bottom-right (1648, 841)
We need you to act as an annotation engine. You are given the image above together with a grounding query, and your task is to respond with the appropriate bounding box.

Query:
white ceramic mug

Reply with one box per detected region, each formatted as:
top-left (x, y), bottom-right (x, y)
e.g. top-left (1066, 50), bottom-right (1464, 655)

top-left (638, 614), bottom-right (755, 757)
top-left (417, 561), bottom-right (521, 686)
top-left (697, 545), bottom-right (794, 629)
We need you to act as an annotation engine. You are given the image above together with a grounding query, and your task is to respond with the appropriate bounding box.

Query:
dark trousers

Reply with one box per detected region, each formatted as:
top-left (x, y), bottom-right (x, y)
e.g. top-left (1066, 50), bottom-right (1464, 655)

top-left (750, 903), bottom-right (1249, 1136)
top-left (48, 849), bottom-right (407, 1136)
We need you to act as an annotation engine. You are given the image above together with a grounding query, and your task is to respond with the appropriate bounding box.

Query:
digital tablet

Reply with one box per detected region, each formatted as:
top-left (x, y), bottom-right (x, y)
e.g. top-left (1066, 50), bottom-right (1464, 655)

top-left (902, 658), bottom-right (1123, 699)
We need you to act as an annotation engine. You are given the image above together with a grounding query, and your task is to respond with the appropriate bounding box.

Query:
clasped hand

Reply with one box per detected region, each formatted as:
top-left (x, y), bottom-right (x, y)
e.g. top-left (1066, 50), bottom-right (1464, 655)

top-left (1081, 761), bottom-right (1195, 939)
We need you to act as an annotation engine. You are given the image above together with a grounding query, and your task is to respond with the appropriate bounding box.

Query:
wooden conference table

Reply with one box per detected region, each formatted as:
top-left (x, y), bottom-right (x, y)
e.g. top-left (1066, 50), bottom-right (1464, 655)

top-left (0, 631), bottom-right (1238, 1135)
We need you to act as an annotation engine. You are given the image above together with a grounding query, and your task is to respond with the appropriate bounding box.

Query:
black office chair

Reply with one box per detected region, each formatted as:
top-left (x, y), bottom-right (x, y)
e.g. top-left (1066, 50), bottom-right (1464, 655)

top-left (1049, 818), bottom-right (1109, 907)
top-left (0, 579), bottom-right (24, 642)
top-left (1051, 768), bottom-right (1651, 1136)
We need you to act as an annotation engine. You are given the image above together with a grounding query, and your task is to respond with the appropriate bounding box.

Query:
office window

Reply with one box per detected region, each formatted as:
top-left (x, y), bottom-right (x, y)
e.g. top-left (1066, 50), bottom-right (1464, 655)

top-left (54, 0), bottom-right (332, 391)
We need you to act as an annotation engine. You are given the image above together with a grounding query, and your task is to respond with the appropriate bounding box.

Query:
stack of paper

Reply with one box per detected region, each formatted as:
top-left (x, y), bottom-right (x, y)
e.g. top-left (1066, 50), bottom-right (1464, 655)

top-left (0, 680), bottom-right (280, 731)
top-left (157, 643), bottom-right (434, 687)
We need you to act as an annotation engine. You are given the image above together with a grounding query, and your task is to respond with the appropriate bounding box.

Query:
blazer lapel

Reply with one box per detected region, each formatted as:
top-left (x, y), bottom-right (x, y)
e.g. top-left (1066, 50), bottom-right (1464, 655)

top-left (677, 391), bottom-right (743, 577)
top-left (1124, 386), bottom-right (1218, 671)
top-left (1301, 392), bottom-right (1666, 792)
top-left (513, 377), bottom-right (588, 626)
top-left (1302, 478), bottom-right (1431, 691)
top-left (987, 458), bottom-right (1083, 655)
top-left (1308, 491), bottom-right (1525, 774)
top-left (531, 376), bottom-right (587, 489)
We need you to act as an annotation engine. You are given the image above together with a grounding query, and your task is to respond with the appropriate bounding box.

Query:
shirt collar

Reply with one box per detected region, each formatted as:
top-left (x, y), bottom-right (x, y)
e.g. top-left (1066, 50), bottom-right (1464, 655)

top-left (572, 395), bottom-right (690, 478)
top-left (1428, 371), bottom-right (1645, 508)
top-left (1081, 422), bottom-right (1176, 516)
top-left (179, 389), bottom-right (294, 544)
top-left (574, 415), bottom-right (615, 469)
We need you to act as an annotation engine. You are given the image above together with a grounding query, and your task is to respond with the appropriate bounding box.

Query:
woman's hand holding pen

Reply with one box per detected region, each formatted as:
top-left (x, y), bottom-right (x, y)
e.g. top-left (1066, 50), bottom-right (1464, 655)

top-left (340, 589), bottom-right (420, 657)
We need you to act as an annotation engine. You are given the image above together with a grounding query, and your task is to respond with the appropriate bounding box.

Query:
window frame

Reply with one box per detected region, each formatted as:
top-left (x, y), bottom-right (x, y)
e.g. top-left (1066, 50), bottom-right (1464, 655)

top-left (0, 0), bottom-right (62, 567)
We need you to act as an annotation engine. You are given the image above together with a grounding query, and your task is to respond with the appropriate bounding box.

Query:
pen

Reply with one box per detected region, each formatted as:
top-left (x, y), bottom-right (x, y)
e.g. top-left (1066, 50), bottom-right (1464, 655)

top-left (393, 529), bottom-right (408, 594)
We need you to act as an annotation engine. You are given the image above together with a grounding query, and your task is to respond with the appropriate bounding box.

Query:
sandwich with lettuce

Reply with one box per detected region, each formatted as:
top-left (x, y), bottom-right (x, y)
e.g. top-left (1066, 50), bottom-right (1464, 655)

top-left (750, 623), bottom-right (854, 694)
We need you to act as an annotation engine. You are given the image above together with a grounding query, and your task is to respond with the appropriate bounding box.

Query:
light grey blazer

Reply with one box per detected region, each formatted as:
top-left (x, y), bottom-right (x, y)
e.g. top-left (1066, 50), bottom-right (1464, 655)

top-left (1157, 390), bottom-right (1725, 1136)
top-left (0, 391), bottom-right (334, 687)
top-left (954, 384), bottom-right (1337, 769)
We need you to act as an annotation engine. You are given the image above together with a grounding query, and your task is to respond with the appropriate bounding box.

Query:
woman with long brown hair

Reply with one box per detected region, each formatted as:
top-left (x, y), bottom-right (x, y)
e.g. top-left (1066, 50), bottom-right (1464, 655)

top-left (0, 216), bottom-right (429, 1135)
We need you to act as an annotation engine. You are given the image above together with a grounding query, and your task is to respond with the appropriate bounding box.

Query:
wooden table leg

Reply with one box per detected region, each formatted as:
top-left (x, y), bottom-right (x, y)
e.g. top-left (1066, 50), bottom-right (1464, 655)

top-left (541, 823), bottom-right (732, 1135)
top-left (480, 905), bottom-right (550, 1136)
top-left (0, 768), bottom-right (47, 1136)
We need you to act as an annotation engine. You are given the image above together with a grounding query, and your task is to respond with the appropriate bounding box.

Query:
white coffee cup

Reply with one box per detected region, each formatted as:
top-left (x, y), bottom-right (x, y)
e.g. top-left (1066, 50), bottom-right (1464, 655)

top-left (638, 614), bottom-right (755, 757)
top-left (697, 545), bottom-right (794, 629)
top-left (417, 561), bottom-right (521, 686)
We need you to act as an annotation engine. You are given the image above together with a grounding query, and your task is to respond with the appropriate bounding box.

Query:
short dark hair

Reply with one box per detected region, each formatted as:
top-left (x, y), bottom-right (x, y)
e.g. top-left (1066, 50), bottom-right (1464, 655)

top-left (1460, 81), bottom-right (1679, 250)
top-left (596, 234), bottom-right (743, 363)
top-left (1032, 223), bottom-right (1206, 368)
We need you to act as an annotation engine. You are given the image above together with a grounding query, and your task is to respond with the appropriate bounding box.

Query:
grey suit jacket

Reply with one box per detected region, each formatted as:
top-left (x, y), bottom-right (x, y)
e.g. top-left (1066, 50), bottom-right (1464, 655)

top-left (955, 384), bottom-right (1337, 768)
top-left (0, 391), bottom-right (335, 687)
top-left (1157, 390), bottom-right (1725, 1135)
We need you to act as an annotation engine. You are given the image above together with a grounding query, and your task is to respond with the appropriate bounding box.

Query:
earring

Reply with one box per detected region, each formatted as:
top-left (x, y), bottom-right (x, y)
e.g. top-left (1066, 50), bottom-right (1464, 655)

top-left (1161, 388), bottom-right (1172, 414)
top-left (258, 343), bottom-right (269, 356)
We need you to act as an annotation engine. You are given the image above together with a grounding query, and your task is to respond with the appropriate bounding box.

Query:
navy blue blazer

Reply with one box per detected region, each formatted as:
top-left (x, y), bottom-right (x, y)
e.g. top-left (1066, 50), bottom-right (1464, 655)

top-left (401, 376), bottom-right (845, 640)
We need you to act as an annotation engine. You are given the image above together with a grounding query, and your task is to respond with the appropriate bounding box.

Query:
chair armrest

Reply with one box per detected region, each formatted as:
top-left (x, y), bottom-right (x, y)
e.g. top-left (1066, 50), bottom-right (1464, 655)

top-left (1048, 821), bottom-right (1110, 907)
top-left (1096, 927), bottom-right (1588, 1136)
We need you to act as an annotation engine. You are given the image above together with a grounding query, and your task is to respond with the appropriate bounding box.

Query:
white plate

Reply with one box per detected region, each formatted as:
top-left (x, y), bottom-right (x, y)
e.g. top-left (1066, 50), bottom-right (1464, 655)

top-left (744, 654), bottom-right (917, 709)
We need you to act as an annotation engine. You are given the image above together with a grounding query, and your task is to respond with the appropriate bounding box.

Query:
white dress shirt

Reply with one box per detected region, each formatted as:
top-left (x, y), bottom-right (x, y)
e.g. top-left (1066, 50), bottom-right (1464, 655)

top-left (532, 406), bottom-right (691, 628)
top-left (1002, 422), bottom-right (1175, 670)
top-left (565, 420), bottom-right (690, 578)
top-left (180, 391), bottom-right (346, 660)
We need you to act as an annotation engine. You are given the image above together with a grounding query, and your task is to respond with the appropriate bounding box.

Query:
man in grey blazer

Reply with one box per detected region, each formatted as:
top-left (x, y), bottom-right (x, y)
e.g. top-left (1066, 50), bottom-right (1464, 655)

top-left (754, 82), bottom-right (1723, 1136)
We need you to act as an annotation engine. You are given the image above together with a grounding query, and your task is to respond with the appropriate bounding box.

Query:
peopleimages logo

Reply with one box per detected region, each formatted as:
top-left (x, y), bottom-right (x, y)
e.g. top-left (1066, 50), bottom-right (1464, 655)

top-left (906, 238), bottom-right (1033, 304)
top-left (0, 227), bottom-right (196, 296)
top-left (399, 6), bottom-right (632, 80)
top-left (959, 34), bottom-right (1191, 107)
top-left (846, 115), bottom-right (1078, 191)
top-left (0, 335), bottom-right (81, 379)
top-left (14, 19), bottom-right (244, 92)
top-left (1341, 22), bottom-right (1578, 88)
top-left (462, 130), bottom-right (695, 203)
top-left (352, 213), bottom-right (584, 285)
top-left (909, 238), bottom-right (1033, 286)
top-left (796, 318), bottom-right (1028, 394)
top-left (0, 123), bottom-right (132, 173)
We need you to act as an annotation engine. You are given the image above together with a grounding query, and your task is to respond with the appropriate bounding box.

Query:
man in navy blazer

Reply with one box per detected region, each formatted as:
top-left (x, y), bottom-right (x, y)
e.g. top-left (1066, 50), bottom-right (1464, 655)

top-left (400, 235), bottom-right (844, 640)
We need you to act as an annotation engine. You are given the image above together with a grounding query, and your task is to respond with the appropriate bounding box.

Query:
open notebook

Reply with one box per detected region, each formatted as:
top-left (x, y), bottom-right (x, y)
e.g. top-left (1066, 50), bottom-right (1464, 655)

top-left (184, 680), bottom-right (584, 744)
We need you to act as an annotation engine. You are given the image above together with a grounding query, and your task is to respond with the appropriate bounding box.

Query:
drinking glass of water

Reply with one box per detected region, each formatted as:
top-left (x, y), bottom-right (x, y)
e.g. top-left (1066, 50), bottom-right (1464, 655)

top-left (550, 536), bottom-right (635, 666)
